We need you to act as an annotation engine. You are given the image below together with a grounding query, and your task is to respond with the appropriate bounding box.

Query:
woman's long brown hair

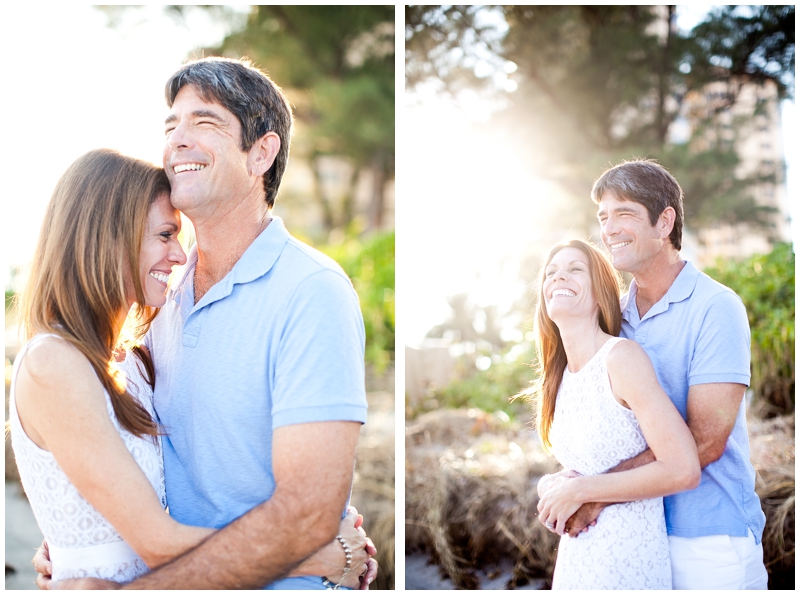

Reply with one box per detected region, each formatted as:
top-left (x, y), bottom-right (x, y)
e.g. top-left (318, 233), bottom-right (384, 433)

top-left (21, 149), bottom-right (169, 438)
top-left (530, 240), bottom-right (622, 450)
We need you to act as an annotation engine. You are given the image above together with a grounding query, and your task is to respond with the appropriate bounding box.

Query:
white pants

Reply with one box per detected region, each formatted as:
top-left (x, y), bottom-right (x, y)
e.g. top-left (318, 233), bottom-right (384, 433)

top-left (669, 529), bottom-right (768, 590)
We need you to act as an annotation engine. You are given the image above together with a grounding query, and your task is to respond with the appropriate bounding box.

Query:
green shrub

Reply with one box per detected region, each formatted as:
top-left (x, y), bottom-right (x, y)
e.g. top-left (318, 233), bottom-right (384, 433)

top-left (705, 243), bottom-right (795, 415)
top-left (320, 231), bottom-right (395, 374)
top-left (410, 344), bottom-right (538, 422)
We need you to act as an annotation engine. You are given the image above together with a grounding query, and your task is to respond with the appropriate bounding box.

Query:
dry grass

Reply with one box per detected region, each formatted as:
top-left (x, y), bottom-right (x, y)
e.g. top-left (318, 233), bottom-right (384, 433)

top-left (749, 414), bottom-right (795, 590)
top-left (406, 407), bottom-right (795, 590)
top-left (406, 408), bottom-right (560, 588)
top-left (351, 388), bottom-right (395, 590)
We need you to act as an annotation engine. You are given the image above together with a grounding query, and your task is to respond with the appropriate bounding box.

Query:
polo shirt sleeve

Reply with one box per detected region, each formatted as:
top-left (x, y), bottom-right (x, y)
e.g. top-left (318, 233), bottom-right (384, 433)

top-left (688, 290), bottom-right (751, 387)
top-left (271, 268), bottom-right (368, 428)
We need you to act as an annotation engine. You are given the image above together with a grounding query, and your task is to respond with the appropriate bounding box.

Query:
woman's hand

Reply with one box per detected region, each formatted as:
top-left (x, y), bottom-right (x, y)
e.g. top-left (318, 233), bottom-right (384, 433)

top-left (291, 506), bottom-right (378, 589)
top-left (32, 539), bottom-right (51, 590)
top-left (538, 474), bottom-right (585, 536)
top-left (537, 469), bottom-right (580, 498)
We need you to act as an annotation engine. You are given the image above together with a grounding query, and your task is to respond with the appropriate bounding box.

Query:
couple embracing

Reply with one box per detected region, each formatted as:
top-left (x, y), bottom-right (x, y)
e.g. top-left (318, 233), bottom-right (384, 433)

top-left (532, 160), bottom-right (768, 589)
top-left (11, 57), bottom-right (377, 589)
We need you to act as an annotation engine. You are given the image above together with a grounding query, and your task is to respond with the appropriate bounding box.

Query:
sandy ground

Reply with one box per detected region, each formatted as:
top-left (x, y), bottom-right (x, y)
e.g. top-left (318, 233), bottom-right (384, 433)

top-left (405, 553), bottom-right (547, 590)
top-left (5, 482), bottom-right (42, 590)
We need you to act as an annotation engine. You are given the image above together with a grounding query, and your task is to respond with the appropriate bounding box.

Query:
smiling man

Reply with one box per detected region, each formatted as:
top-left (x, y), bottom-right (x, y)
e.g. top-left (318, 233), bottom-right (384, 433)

top-left (153, 58), bottom-right (369, 590)
top-left (141, 58), bottom-right (370, 590)
top-left (551, 159), bottom-right (767, 589)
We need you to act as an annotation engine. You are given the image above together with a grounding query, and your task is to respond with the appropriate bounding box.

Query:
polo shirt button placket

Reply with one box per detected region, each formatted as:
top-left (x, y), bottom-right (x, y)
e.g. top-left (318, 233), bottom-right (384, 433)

top-left (182, 313), bottom-right (201, 348)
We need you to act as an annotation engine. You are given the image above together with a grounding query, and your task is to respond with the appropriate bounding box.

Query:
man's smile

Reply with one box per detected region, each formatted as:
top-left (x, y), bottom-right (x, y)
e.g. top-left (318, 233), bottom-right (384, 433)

top-left (172, 163), bottom-right (207, 174)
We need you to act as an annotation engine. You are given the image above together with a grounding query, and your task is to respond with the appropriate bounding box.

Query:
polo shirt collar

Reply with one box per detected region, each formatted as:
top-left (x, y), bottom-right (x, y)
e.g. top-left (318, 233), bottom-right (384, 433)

top-left (167, 216), bottom-right (289, 312)
top-left (622, 260), bottom-right (699, 324)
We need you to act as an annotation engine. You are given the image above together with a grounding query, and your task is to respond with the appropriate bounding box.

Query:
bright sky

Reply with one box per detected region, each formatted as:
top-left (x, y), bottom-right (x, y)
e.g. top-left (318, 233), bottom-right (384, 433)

top-left (2, 5), bottom-right (248, 288)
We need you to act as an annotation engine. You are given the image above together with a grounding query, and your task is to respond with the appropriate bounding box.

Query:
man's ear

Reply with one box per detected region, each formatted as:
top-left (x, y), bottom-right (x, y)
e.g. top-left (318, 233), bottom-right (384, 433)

top-left (247, 131), bottom-right (281, 177)
top-left (659, 206), bottom-right (676, 239)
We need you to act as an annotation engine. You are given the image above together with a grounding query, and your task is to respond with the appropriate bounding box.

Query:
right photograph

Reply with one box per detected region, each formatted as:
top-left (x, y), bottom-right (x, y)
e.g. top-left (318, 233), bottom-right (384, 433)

top-left (403, 5), bottom-right (794, 591)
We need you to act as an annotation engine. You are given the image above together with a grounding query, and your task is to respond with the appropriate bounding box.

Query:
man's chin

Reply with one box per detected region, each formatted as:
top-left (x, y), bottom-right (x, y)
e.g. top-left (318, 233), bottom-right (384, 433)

top-left (610, 257), bottom-right (633, 273)
top-left (168, 191), bottom-right (195, 212)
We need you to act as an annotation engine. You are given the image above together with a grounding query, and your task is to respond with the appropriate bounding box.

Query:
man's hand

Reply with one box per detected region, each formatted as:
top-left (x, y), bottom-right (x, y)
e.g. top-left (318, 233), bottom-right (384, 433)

top-left (564, 502), bottom-right (602, 537)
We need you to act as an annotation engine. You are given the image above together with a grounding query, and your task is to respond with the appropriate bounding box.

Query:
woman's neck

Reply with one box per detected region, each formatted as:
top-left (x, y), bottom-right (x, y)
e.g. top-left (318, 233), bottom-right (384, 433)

top-left (556, 317), bottom-right (611, 373)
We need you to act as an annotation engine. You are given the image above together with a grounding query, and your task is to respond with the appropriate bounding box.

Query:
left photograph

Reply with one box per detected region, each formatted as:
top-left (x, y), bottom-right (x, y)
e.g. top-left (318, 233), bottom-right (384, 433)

top-left (4, 5), bottom-right (394, 590)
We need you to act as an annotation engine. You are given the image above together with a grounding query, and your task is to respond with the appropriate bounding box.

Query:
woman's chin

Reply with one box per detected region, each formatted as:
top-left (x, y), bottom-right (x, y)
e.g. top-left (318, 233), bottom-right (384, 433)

top-left (143, 294), bottom-right (168, 308)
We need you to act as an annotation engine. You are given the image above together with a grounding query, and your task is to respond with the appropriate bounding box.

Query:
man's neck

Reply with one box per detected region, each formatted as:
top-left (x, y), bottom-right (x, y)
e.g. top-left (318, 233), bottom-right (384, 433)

top-left (631, 249), bottom-right (685, 318)
top-left (191, 201), bottom-right (272, 304)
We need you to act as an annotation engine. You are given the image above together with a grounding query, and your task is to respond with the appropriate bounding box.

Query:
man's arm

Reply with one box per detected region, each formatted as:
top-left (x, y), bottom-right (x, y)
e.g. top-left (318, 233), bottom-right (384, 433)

top-left (685, 383), bottom-right (745, 467)
top-left (122, 421), bottom-right (360, 589)
top-left (562, 382), bottom-right (745, 536)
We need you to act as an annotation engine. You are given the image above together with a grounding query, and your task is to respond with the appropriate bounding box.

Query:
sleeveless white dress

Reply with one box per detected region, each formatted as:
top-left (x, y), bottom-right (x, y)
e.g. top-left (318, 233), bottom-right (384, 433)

top-left (548, 337), bottom-right (671, 590)
top-left (9, 334), bottom-right (166, 582)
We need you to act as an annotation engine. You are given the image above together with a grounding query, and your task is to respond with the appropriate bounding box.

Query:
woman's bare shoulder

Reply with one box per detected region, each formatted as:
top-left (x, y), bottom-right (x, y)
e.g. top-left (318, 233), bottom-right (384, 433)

top-left (606, 339), bottom-right (654, 378)
top-left (607, 337), bottom-right (646, 358)
top-left (19, 336), bottom-right (95, 391)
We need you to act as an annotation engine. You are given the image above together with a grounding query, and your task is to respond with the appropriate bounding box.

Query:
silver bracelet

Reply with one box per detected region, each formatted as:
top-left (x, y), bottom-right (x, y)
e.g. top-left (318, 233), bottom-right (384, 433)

top-left (322, 534), bottom-right (353, 590)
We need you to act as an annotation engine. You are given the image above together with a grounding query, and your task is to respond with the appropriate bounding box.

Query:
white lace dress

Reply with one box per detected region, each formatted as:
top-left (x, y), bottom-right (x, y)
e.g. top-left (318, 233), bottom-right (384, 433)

top-left (548, 337), bottom-right (671, 590)
top-left (9, 334), bottom-right (166, 582)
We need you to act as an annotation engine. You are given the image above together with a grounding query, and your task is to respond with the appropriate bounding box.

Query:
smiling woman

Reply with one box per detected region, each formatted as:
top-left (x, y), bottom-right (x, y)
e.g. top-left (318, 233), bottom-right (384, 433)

top-left (11, 149), bottom-right (212, 582)
top-left (526, 238), bottom-right (700, 589)
top-left (136, 193), bottom-right (186, 309)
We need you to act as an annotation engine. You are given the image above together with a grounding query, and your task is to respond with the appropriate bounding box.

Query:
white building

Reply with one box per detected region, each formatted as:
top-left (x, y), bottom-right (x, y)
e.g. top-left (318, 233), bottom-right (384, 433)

top-left (676, 77), bottom-right (791, 268)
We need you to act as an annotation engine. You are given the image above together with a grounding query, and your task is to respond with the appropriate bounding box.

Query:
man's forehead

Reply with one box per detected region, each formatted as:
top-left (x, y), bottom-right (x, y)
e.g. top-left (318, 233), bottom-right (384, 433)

top-left (169, 85), bottom-right (228, 114)
top-left (596, 192), bottom-right (641, 213)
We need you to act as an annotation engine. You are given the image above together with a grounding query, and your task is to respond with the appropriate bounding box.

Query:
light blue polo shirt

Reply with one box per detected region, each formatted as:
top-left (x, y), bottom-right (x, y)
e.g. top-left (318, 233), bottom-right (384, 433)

top-left (620, 260), bottom-right (765, 542)
top-left (146, 216), bottom-right (367, 589)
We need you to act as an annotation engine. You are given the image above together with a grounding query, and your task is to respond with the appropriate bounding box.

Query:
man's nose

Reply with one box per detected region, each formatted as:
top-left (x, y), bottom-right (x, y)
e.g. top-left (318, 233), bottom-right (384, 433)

top-left (602, 215), bottom-right (619, 236)
top-left (166, 121), bottom-right (191, 151)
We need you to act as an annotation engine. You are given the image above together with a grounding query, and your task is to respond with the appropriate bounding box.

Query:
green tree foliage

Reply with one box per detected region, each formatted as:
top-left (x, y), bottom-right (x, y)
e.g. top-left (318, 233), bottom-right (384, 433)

top-left (405, 5), bottom-right (506, 96)
top-left (406, 5), bottom-right (794, 238)
top-left (684, 5), bottom-right (795, 100)
top-left (208, 6), bottom-right (394, 233)
top-left (321, 231), bottom-right (395, 373)
top-left (705, 243), bottom-right (795, 416)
